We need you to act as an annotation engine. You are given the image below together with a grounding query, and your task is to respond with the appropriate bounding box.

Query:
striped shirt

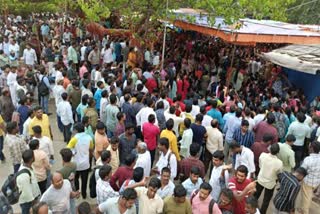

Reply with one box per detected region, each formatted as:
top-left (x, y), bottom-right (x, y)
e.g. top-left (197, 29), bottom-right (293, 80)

top-left (273, 172), bottom-right (300, 212)
top-left (233, 128), bottom-right (255, 148)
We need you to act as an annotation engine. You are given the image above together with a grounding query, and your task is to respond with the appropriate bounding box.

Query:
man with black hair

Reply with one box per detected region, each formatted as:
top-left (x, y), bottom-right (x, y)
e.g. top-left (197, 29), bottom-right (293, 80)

top-left (107, 136), bottom-right (120, 174)
top-left (163, 184), bottom-right (192, 214)
top-left (110, 153), bottom-right (136, 191)
top-left (277, 134), bottom-right (296, 172)
top-left (224, 108), bottom-right (242, 162)
top-left (274, 167), bottom-right (307, 214)
top-left (255, 143), bottom-right (283, 214)
top-left (5, 121), bottom-right (28, 173)
top-left (126, 177), bottom-right (164, 214)
top-left (251, 133), bottom-right (274, 175)
top-left (105, 94), bottom-right (120, 138)
top-left (122, 93), bottom-right (136, 125)
top-left (96, 165), bottom-right (119, 205)
top-left (230, 142), bottom-right (255, 179)
top-left (136, 97), bottom-right (158, 130)
top-left (93, 81), bottom-right (105, 112)
top-left (164, 106), bottom-right (184, 138)
top-left (179, 143), bottom-right (205, 181)
top-left (29, 106), bottom-right (53, 139)
top-left (67, 122), bottom-right (94, 199)
top-left (160, 118), bottom-right (180, 161)
top-left (119, 123), bottom-right (137, 164)
top-left (207, 99), bottom-right (224, 129)
top-left (155, 137), bottom-right (177, 180)
top-left (29, 139), bottom-right (50, 194)
top-left (32, 125), bottom-right (54, 162)
top-left (218, 188), bottom-right (234, 214)
top-left (245, 196), bottom-right (260, 214)
top-left (157, 167), bottom-right (175, 199)
top-left (58, 148), bottom-right (77, 180)
top-left (180, 118), bottom-right (193, 158)
top-left (191, 114), bottom-right (207, 147)
top-left (287, 112), bottom-right (311, 168)
top-left (297, 141), bottom-right (320, 214)
top-left (182, 166), bottom-right (203, 198)
top-left (17, 150), bottom-right (41, 214)
top-left (233, 119), bottom-right (255, 149)
top-left (191, 182), bottom-right (222, 214)
top-left (142, 114), bottom-right (160, 165)
top-left (209, 150), bottom-right (231, 201)
top-left (253, 112), bottom-right (278, 144)
top-left (228, 165), bottom-right (256, 214)
top-left (97, 188), bottom-right (137, 214)
top-left (57, 92), bottom-right (74, 142)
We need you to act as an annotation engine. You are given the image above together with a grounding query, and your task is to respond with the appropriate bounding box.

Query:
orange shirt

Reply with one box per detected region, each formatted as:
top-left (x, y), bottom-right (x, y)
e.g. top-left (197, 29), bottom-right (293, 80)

top-left (94, 132), bottom-right (109, 160)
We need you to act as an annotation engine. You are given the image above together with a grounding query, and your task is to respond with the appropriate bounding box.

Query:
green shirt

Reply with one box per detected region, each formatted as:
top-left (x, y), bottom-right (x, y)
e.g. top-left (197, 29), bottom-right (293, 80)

top-left (163, 196), bottom-right (192, 214)
top-left (277, 143), bottom-right (295, 172)
top-left (58, 162), bottom-right (77, 180)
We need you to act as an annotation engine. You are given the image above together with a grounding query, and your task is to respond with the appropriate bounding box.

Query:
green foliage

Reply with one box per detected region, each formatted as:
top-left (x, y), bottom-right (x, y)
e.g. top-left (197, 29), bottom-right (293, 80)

top-left (194, 0), bottom-right (295, 25)
top-left (76, 0), bottom-right (111, 22)
top-left (287, 0), bottom-right (320, 24)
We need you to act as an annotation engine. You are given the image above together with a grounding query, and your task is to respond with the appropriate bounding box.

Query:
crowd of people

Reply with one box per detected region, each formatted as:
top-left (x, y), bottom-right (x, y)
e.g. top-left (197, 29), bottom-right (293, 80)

top-left (0, 13), bottom-right (320, 214)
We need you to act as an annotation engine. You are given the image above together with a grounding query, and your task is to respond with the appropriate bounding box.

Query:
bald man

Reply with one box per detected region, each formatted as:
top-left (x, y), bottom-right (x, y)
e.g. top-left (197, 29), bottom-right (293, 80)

top-left (134, 141), bottom-right (151, 177)
top-left (40, 172), bottom-right (80, 213)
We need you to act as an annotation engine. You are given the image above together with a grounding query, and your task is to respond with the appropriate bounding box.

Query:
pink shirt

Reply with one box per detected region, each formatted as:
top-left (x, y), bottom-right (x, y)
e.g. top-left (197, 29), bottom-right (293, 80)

top-left (142, 122), bottom-right (160, 151)
top-left (191, 191), bottom-right (222, 214)
top-left (79, 65), bottom-right (88, 79)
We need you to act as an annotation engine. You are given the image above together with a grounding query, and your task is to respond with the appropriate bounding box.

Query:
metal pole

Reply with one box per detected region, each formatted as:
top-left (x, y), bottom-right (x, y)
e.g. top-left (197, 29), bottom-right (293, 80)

top-left (160, 0), bottom-right (169, 71)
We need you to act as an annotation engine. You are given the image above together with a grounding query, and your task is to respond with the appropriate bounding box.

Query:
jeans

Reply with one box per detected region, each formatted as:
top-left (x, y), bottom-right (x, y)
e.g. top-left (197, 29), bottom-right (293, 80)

top-left (75, 169), bottom-right (89, 199)
top-left (62, 123), bottom-right (72, 143)
top-left (57, 116), bottom-right (64, 133)
top-left (0, 136), bottom-right (4, 160)
top-left (254, 182), bottom-right (275, 214)
top-left (40, 95), bottom-right (49, 114)
top-left (20, 201), bottom-right (32, 214)
top-left (14, 164), bottom-right (21, 174)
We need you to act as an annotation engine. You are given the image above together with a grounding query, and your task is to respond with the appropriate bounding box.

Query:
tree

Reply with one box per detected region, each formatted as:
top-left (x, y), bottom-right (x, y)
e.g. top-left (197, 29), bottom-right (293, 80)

top-left (287, 0), bottom-right (320, 24)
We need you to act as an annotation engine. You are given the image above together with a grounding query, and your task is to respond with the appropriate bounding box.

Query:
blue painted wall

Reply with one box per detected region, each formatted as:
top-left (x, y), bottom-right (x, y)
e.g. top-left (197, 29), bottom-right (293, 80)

top-left (283, 68), bottom-right (320, 102)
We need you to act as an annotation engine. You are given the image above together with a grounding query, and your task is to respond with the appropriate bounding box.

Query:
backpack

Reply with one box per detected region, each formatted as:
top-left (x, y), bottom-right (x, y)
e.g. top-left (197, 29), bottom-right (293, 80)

top-left (38, 76), bottom-right (49, 96)
top-left (274, 112), bottom-right (286, 139)
top-left (1, 168), bottom-right (31, 205)
top-left (190, 189), bottom-right (216, 214)
top-left (311, 126), bottom-right (319, 142)
top-left (89, 166), bottom-right (102, 198)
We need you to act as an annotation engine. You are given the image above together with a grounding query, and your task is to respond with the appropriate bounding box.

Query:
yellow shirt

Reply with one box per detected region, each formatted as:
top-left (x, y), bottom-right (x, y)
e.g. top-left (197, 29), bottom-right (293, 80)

top-left (179, 113), bottom-right (194, 136)
top-left (0, 115), bottom-right (4, 136)
top-left (160, 129), bottom-right (181, 161)
top-left (94, 131), bottom-right (109, 160)
top-left (107, 145), bottom-right (120, 174)
top-left (28, 114), bottom-right (51, 139)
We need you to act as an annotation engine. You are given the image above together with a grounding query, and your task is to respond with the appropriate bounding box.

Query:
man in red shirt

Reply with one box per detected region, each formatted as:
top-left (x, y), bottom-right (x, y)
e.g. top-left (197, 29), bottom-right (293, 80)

top-left (228, 165), bottom-right (256, 214)
top-left (142, 114), bottom-right (160, 165)
top-left (253, 113), bottom-right (278, 144)
top-left (110, 153), bottom-right (136, 191)
top-left (251, 133), bottom-right (274, 175)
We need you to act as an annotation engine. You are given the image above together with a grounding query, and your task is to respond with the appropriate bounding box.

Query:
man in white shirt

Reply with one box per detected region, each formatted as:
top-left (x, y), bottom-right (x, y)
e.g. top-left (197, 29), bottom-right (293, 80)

top-left (22, 44), bottom-right (37, 66)
top-left (134, 142), bottom-right (151, 177)
top-left (164, 106), bottom-right (184, 138)
top-left (9, 39), bottom-right (19, 58)
top-left (32, 125), bottom-right (54, 161)
top-left (96, 165), bottom-right (119, 205)
top-left (41, 172), bottom-right (80, 213)
top-left (136, 98), bottom-right (158, 129)
top-left (57, 92), bottom-right (74, 143)
top-left (200, 106), bottom-right (212, 127)
top-left (157, 167), bottom-right (175, 199)
top-left (6, 67), bottom-right (17, 107)
top-left (230, 142), bottom-right (255, 179)
top-left (154, 138), bottom-right (177, 180)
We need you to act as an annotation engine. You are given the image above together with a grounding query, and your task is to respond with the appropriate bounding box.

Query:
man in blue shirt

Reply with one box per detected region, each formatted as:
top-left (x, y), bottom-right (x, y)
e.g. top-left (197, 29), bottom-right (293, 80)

top-left (207, 100), bottom-right (224, 130)
top-left (224, 108), bottom-right (242, 163)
